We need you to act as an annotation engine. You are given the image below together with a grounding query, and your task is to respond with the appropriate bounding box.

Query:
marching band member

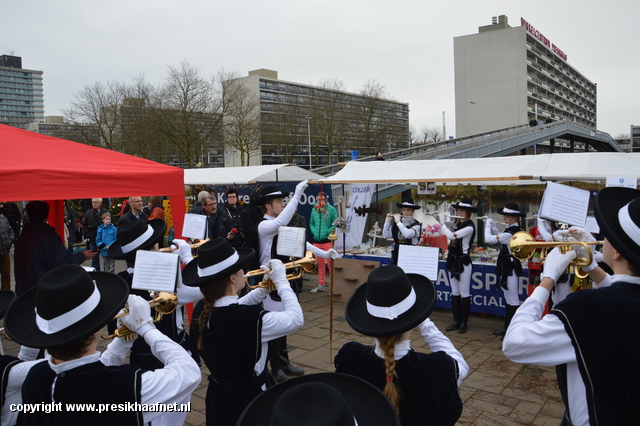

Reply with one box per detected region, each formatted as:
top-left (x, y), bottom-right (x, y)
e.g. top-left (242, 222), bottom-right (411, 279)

top-left (0, 291), bottom-right (47, 426)
top-left (107, 219), bottom-right (202, 426)
top-left (484, 202), bottom-right (525, 337)
top-left (182, 238), bottom-right (303, 426)
top-left (503, 187), bottom-right (640, 425)
top-left (535, 217), bottom-right (575, 305)
top-left (335, 265), bottom-right (468, 426)
top-left (436, 198), bottom-right (477, 334)
top-left (382, 199), bottom-right (422, 265)
top-left (4, 265), bottom-right (200, 425)
top-left (254, 181), bottom-right (339, 381)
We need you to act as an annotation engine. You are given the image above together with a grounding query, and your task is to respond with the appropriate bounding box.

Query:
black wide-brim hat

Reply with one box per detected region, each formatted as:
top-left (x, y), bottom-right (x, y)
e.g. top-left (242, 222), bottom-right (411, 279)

top-left (255, 186), bottom-right (290, 206)
top-left (345, 265), bottom-right (436, 337)
top-left (595, 187), bottom-right (640, 269)
top-left (182, 238), bottom-right (255, 286)
top-left (497, 202), bottom-right (526, 217)
top-left (236, 373), bottom-right (400, 426)
top-left (107, 219), bottom-right (167, 260)
top-left (4, 265), bottom-right (129, 349)
top-left (452, 197), bottom-right (478, 213)
top-left (395, 198), bottom-right (421, 210)
top-left (0, 291), bottom-right (15, 320)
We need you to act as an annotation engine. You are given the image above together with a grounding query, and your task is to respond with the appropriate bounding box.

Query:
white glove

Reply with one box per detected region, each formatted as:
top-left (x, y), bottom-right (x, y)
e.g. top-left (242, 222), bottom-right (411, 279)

top-left (393, 214), bottom-right (401, 224)
top-left (566, 226), bottom-right (596, 243)
top-left (486, 218), bottom-right (499, 234)
top-left (565, 236), bottom-right (599, 272)
top-left (262, 259), bottom-right (289, 292)
top-left (327, 248), bottom-right (341, 259)
top-left (294, 180), bottom-right (309, 197)
top-left (171, 239), bottom-right (193, 264)
top-left (541, 248), bottom-right (577, 283)
top-left (594, 250), bottom-right (604, 264)
top-left (119, 295), bottom-right (155, 336)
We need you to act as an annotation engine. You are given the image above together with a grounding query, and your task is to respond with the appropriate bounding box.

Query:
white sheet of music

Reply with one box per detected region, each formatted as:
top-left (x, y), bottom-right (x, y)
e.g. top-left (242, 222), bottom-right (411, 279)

top-left (132, 250), bottom-right (179, 292)
top-left (539, 181), bottom-right (590, 227)
top-left (182, 213), bottom-right (207, 240)
top-left (276, 226), bottom-right (306, 258)
top-left (398, 245), bottom-right (439, 281)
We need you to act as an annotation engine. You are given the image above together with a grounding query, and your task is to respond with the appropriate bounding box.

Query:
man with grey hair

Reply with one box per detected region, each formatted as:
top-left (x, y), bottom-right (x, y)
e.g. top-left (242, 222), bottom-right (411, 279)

top-left (188, 190), bottom-right (211, 215)
top-left (118, 196), bottom-right (148, 227)
top-left (82, 198), bottom-right (108, 271)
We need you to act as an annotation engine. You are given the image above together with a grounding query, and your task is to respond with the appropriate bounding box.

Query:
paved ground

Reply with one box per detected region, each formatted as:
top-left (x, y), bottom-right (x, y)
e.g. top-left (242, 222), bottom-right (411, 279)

top-left (1, 257), bottom-right (564, 425)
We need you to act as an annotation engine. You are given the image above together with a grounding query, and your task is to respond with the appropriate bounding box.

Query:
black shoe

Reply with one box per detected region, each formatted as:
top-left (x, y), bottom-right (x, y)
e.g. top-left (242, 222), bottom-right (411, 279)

top-left (280, 356), bottom-right (305, 376)
top-left (492, 327), bottom-right (506, 336)
top-left (457, 323), bottom-right (468, 334)
top-left (272, 368), bottom-right (288, 383)
top-left (446, 321), bottom-right (461, 331)
top-left (458, 297), bottom-right (471, 334)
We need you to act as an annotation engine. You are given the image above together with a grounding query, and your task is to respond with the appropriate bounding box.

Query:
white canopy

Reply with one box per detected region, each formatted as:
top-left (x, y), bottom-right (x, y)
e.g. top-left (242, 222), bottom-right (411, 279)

top-left (184, 164), bottom-right (323, 185)
top-left (319, 153), bottom-right (640, 185)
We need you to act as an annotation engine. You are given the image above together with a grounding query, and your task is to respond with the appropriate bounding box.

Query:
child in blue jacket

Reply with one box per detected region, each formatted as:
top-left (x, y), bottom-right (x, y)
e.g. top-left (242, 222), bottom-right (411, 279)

top-left (96, 212), bottom-right (117, 273)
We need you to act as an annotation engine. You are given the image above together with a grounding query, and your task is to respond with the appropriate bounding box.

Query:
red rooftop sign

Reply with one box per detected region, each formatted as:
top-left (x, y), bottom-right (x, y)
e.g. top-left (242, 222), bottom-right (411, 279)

top-left (521, 17), bottom-right (568, 61)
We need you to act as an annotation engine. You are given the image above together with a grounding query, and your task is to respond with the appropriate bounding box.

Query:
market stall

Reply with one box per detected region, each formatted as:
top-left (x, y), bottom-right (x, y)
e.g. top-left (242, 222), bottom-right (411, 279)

top-left (0, 124), bottom-right (186, 240)
top-left (318, 152), bottom-right (640, 312)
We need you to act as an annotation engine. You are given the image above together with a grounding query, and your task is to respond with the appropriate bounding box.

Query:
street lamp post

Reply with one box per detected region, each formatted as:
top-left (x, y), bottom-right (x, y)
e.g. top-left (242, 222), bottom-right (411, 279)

top-left (306, 116), bottom-right (312, 169)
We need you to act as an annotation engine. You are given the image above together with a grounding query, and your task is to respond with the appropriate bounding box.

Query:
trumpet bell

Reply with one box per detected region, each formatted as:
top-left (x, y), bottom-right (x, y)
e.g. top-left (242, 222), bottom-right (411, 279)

top-left (510, 232), bottom-right (537, 260)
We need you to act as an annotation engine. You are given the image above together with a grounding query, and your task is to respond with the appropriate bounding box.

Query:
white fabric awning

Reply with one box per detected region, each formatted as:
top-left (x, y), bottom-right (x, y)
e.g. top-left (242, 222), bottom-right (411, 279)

top-left (318, 153), bottom-right (640, 185)
top-left (184, 164), bottom-right (324, 185)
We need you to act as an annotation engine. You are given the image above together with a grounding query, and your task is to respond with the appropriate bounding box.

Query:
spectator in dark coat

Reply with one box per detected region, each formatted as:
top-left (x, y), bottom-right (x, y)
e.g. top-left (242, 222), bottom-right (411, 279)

top-left (222, 188), bottom-right (246, 248)
top-left (14, 201), bottom-right (95, 296)
top-left (82, 198), bottom-right (108, 271)
top-left (117, 196), bottom-right (148, 227)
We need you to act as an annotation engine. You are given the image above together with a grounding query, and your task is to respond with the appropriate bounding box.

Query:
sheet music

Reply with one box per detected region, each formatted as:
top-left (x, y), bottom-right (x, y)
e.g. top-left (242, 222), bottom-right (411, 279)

top-left (539, 181), bottom-right (590, 227)
top-left (276, 226), bottom-right (306, 258)
top-left (585, 216), bottom-right (600, 234)
top-left (132, 250), bottom-right (179, 292)
top-left (182, 213), bottom-right (207, 240)
top-left (397, 245), bottom-right (439, 281)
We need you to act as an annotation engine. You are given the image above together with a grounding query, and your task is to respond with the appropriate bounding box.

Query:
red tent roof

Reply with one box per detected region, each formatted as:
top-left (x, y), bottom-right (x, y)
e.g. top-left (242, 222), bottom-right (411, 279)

top-left (0, 124), bottom-right (186, 237)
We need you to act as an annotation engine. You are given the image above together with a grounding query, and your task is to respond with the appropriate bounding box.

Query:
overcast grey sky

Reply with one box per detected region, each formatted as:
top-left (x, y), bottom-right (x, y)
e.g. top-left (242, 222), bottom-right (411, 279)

top-left (3, 0), bottom-right (638, 138)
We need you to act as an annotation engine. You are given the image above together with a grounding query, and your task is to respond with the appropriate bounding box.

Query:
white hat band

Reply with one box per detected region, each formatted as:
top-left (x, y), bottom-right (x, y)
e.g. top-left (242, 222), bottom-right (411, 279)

top-left (502, 207), bottom-right (520, 214)
top-left (458, 202), bottom-right (474, 208)
top-left (618, 203), bottom-right (640, 246)
top-left (366, 287), bottom-right (416, 320)
top-left (121, 226), bottom-right (155, 253)
top-left (265, 191), bottom-right (283, 197)
top-left (35, 282), bottom-right (100, 334)
top-left (198, 251), bottom-right (240, 277)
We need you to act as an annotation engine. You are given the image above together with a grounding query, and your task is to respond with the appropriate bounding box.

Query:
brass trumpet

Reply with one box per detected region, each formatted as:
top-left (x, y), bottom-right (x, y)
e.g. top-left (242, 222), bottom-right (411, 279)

top-left (245, 251), bottom-right (317, 290)
top-left (159, 239), bottom-right (210, 257)
top-left (102, 292), bottom-right (178, 341)
top-left (509, 231), bottom-right (602, 267)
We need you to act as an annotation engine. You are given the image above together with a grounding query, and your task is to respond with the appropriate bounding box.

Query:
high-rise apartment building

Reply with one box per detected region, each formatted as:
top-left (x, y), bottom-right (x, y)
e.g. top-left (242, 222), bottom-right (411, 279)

top-left (454, 16), bottom-right (596, 138)
top-left (228, 69), bottom-right (410, 168)
top-left (631, 125), bottom-right (640, 152)
top-left (0, 55), bottom-right (44, 127)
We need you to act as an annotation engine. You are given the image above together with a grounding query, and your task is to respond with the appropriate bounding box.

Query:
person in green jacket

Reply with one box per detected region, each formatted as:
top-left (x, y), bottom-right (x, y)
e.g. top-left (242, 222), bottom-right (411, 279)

top-left (309, 192), bottom-right (338, 293)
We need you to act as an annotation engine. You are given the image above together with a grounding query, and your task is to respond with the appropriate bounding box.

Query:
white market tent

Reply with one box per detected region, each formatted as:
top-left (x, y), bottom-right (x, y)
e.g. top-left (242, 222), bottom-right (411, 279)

top-left (183, 164), bottom-right (323, 185)
top-left (319, 153), bottom-right (640, 185)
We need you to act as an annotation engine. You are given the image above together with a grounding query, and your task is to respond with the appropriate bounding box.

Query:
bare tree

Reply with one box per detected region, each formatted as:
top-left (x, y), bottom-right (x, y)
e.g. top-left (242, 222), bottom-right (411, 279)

top-left (118, 74), bottom-right (170, 163)
top-left (222, 78), bottom-right (262, 167)
top-left (308, 79), bottom-right (352, 167)
top-left (155, 61), bottom-right (226, 168)
top-left (63, 80), bottom-right (127, 151)
top-left (424, 126), bottom-right (443, 144)
top-left (353, 80), bottom-right (397, 155)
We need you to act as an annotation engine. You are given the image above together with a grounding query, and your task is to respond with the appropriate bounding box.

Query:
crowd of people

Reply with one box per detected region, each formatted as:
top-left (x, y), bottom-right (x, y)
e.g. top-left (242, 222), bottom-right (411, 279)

top-left (0, 182), bottom-right (637, 426)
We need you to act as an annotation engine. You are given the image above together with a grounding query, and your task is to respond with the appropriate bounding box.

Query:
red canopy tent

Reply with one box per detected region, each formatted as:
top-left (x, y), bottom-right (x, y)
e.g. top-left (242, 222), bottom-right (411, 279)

top-left (0, 124), bottom-right (186, 240)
